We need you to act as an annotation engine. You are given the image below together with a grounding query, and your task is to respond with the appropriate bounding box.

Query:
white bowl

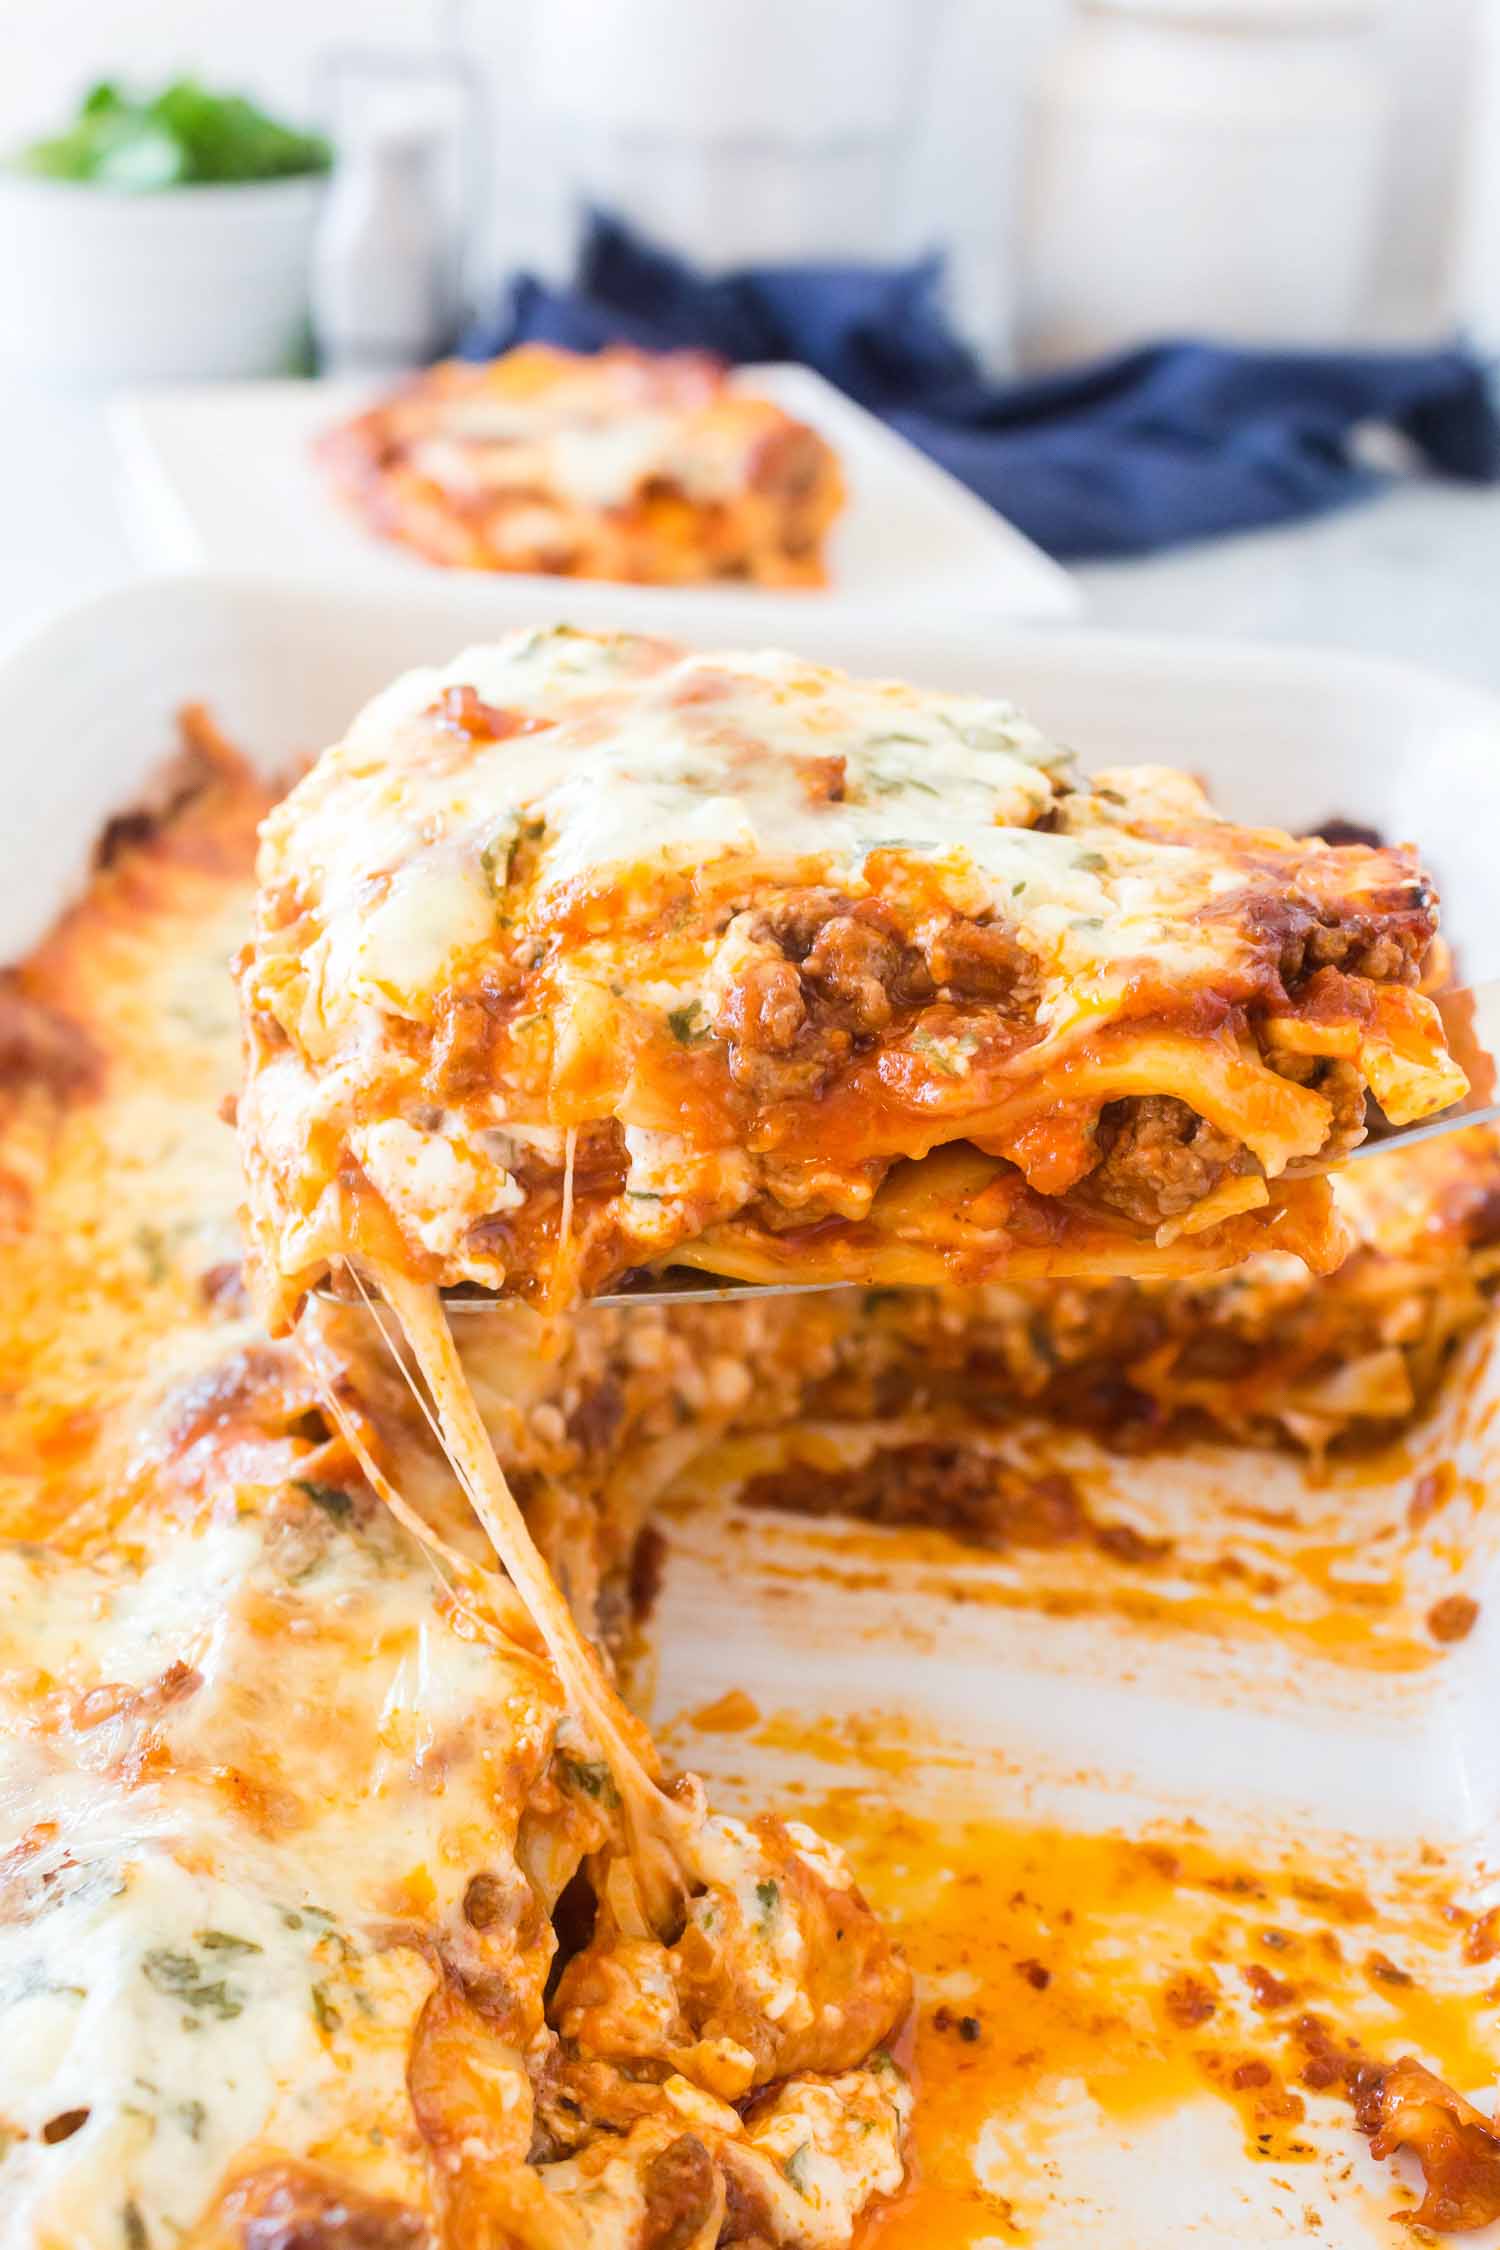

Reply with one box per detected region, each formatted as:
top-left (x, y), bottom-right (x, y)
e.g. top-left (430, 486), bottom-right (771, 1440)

top-left (0, 172), bottom-right (324, 385)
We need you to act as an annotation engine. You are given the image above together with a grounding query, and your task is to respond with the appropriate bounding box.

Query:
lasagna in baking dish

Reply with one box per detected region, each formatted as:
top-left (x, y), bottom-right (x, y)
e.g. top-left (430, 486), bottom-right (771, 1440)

top-left (0, 723), bottom-right (912, 2250)
top-left (2, 713), bottom-right (1496, 2249)
top-left (318, 345), bottom-right (845, 587)
top-left (236, 626), bottom-right (1466, 1329)
top-left (806, 1125), bottom-right (1500, 1456)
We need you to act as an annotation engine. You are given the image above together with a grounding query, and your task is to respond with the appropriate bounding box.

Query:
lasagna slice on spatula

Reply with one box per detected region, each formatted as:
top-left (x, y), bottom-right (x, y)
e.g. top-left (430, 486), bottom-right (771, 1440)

top-left (237, 625), bottom-right (1465, 1323)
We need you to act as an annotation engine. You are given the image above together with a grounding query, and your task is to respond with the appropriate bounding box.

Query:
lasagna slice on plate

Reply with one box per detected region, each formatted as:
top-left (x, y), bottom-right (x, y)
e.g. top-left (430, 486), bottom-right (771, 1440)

top-left (318, 345), bottom-right (845, 588)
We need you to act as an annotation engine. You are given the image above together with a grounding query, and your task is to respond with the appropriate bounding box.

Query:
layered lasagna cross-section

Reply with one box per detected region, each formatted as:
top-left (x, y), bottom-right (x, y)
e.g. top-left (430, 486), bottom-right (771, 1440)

top-left (237, 627), bottom-right (1465, 1326)
top-left (318, 344), bottom-right (845, 587)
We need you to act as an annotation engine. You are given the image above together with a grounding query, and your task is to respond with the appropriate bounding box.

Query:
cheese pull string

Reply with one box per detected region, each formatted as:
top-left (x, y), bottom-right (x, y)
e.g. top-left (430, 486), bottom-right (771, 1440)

top-left (296, 1321), bottom-right (539, 1651)
top-left (367, 1263), bottom-right (695, 1937)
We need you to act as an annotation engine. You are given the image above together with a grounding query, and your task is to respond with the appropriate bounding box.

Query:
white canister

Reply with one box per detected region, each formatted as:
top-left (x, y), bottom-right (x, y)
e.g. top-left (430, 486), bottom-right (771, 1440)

top-left (1455, 0), bottom-right (1500, 362)
top-left (1020, 0), bottom-right (1390, 365)
top-left (524, 0), bottom-right (944, 267)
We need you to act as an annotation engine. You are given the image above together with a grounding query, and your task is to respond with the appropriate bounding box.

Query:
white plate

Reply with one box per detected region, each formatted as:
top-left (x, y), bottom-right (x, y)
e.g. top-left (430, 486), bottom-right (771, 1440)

top-left (6, 573), bottom-right (1500, 2243)
top-left (109, 364), bottom-right (1082, 623)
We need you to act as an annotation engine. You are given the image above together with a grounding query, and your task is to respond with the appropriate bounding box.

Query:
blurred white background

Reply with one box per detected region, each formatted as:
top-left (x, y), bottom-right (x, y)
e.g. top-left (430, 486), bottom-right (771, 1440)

top-left (0, 0), bottom-right (1481, 367)
top-left (1, 0), bottom-right (1496, 692)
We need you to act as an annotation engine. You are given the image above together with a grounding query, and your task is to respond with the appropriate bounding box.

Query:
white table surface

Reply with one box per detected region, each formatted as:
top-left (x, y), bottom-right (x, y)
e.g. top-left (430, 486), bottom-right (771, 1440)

top-left (1074, 480), bottom-right (1500, 693)
top-left (2, 387), bottom-right (1498, 695)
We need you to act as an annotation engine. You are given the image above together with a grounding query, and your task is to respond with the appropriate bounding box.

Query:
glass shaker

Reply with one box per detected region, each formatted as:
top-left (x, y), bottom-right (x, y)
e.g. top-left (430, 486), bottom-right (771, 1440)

top-left (313, 121), bottom-right (458, 378)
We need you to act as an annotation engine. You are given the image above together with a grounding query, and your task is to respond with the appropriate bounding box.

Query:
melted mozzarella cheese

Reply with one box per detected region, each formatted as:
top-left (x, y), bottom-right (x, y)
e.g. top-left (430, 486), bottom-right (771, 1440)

top-left (0, 1472), bottom-right (561, 2248)
top-left (429, 382), bottom-right (737, 511)
top-left (0, 825), bottom-right (561, 2243)
top-left (265, 629), bottom-right (1249, 1064)
top-left (3, 767), bottom-right (916, 2250)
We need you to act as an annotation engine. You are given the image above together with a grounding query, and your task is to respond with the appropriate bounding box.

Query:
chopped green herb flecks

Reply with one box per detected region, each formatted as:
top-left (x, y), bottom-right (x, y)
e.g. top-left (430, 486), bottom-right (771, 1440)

top-left (861, 758), bottom-right (940, 799)
top-left (785, 2142), bottom-right (813, 2194)
top-left (141, 1944), bottom-right (245, 2020)
top-left (195, 1929), bottom-right (263, 1956)
top-left (666, 1002), bottom-right (710, 1047)
top-left (173, 2097), bottom-right (207, 2140)
top-left (135, 1225), bottom-right (170, 1284)
top-left (122, 2201), bottom-right (150, 2250)
top-left (754, 1878), bottom-right (780, 1928)
top-left (480, 815), bottom-right (544, 897)
top-left (854, 835), bottom-right (936, 862)
top-left (292, 1479), bottom-right (353, 1525)
top-left (910, 1027), bottom-right (979, 1078)
top-left (559, 1754), bottom-right (621, 1809)
top-left (311, 1982), bottom-right (342, 2035)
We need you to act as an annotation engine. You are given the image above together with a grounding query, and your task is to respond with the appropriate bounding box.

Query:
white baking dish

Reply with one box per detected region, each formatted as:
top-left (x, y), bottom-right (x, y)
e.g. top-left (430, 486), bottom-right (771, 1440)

top-left (7, 573), bottom-right (1500, 2241)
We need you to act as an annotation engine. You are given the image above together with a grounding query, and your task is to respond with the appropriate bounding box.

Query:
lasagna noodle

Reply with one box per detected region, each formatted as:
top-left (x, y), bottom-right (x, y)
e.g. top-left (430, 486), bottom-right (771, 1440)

top-left (674, 1147), bottom-right (1349, 1290)
top-left (236, 628), bottom-right (1465, 1318)
top-left (795, 1125), bottom-right (1500, 1456)
top-left (415, 1132), bottom-right (1500, 1496)
top-left (318, 343), bottom-right (846, 588)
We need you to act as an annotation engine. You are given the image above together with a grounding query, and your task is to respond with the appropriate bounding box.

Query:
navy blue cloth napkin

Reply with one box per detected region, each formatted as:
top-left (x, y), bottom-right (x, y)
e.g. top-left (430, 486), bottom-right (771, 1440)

top-left (463, 211), bottom-right (1500, 563)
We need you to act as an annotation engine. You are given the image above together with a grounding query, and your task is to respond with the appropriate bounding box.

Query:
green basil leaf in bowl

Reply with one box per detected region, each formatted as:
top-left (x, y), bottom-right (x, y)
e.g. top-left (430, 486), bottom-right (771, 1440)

top-left (16, 78), bottom-right (331, 189)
